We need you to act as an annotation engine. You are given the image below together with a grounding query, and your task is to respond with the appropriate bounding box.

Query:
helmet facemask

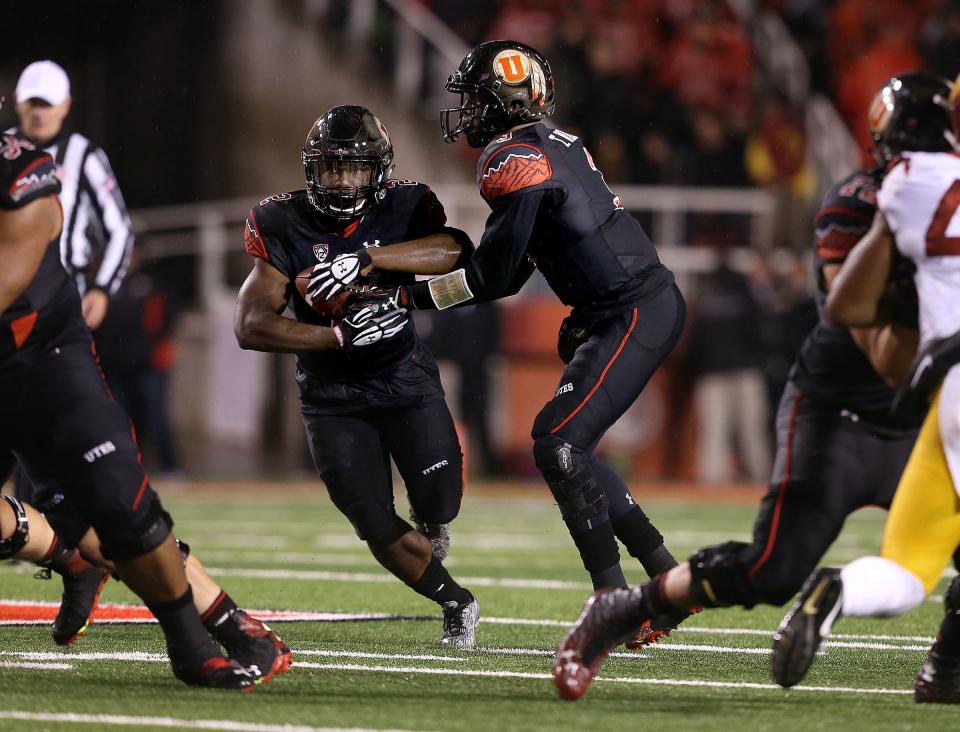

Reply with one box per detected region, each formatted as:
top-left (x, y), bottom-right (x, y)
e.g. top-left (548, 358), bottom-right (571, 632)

top-left (303, 154), bottom-right (389, 221)
top-left (441, 79), bottom-right (509, 147)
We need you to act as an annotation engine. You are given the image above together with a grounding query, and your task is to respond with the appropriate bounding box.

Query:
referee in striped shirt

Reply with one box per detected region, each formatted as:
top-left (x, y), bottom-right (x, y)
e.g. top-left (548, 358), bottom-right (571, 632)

top-left (8, 60), bottom-right (133, 329)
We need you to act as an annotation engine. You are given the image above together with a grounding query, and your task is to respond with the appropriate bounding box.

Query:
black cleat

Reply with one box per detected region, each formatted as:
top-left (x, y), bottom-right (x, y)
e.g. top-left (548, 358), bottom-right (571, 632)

top-left (554, 589), bottom-right (645, 700)
top-left (915, 648), bottom-right (960, 703)
top-left (213, 608), bottom-right (292, 678)
top-left (169, 647), bottom-right (267, 691)
top-left (51, 565), bottom-right (110, 646)
top-left (772, 568), bottom-right (843, 688)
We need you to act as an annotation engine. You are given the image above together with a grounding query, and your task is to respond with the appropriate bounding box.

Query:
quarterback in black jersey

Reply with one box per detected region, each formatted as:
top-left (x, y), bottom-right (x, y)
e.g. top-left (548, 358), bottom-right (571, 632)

top-left (0, 134), bottom-right (277, 690)
top-left (234, 105), bottom-right (479, 647)
top-left (327, 42), bottom-right (686, 625)
top-left (552, 73), bottom-right (948, 701)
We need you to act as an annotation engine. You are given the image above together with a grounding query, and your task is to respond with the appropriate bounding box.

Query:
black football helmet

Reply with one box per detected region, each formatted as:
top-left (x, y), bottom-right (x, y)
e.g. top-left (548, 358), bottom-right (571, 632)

top-left (441, 40), bottom-right (556, 148)
top-left (302, 105), bottom-right (395, 220)
top-left (868, 72), bottom-right (955, 163)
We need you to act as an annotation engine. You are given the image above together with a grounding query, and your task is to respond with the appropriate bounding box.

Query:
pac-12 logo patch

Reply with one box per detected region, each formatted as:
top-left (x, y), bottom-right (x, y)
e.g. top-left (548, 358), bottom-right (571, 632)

top-left (313, 243), bottom-right (329, 262)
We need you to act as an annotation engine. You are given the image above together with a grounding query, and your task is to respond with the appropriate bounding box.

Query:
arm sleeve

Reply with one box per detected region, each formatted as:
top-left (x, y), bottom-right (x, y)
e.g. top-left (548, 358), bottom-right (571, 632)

top-left (83, 147), bottom-right (134, 295)
top-left (405, 188), bottom-right (544, 309)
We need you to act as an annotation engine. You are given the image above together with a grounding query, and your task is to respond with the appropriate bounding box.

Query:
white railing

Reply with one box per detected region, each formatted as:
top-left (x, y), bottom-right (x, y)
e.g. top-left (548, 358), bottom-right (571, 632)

top-left (131, 184), bottom-right (777, 314)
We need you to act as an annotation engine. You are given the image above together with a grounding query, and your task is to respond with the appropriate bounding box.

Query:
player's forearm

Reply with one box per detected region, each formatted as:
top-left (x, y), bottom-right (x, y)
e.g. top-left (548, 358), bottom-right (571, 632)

top-left (851, 324), bottom-right (919, 387)
top-left (825, 215), bottom-right (893, 327)
top-left (367, 233), bottom-right (463, 275)
top-left (234, 308), bottom-right (340, 352)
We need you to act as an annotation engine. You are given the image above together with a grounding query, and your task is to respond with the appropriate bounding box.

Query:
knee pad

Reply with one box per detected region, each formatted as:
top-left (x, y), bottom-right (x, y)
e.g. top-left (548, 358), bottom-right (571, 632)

top-left (533, 437), bottom-right (608, 527)
top-left (0, 496), bottom-right (29, 560)
top-left (96, 497), bottom-right (173, 562)
top-left (688, 541), bottom-right (760, 609)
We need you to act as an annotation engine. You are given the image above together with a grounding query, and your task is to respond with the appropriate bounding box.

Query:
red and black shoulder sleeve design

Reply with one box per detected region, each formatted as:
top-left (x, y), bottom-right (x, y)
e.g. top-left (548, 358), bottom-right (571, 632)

top-left (813, 169), bottom-right (880, 265)
top-left (0, 135), bottom-right (60, 211)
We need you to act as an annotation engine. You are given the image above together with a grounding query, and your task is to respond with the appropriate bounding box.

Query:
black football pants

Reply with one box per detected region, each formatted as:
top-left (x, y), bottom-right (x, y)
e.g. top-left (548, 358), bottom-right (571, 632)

top-left (303, 398), bottom-right (463, 541)
top-left (0, 337), bottom-right (168, 560)
top-left (733, 381), bottom-right (918, 606)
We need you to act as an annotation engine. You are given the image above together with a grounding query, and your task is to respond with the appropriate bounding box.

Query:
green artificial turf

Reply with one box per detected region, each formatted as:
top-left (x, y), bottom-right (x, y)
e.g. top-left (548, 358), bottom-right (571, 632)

top-left (0, 486), bottom-right (953, 731)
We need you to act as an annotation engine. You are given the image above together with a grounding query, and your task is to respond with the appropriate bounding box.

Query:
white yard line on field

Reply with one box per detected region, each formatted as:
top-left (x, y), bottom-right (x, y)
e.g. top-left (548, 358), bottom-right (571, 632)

top-left (300, 663), bottom-right (913, 696)
top-left (204, 567), bottom-right (592, 590)
top-left (0, 599), bottom-right (941, 645)
top-left (0, 712), bottom-right (418, 732)
top-left (0, 660), bottom-right (74, 670)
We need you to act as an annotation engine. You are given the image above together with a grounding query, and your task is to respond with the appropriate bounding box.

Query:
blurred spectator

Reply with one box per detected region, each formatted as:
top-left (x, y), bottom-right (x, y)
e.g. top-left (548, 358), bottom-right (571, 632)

top-left (95, 255), bottom-right (182, 474)
top-left (680, 111), bottom-right (750, 187)
top-left (920, 0), bottom-right (960, 80)
top-left (421, 305), bottom-right (502, 478)
top-left (686, 254), bottom-right (771, 484)
top-left (751, 250), bottom-right (818, 430)
top-left (745, 95), bottom-right (816, 250)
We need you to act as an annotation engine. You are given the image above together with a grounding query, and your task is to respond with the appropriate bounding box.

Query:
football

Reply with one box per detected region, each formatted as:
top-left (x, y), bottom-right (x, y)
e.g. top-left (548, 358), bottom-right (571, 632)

top-left (294, 266), bottom-right (356, 318)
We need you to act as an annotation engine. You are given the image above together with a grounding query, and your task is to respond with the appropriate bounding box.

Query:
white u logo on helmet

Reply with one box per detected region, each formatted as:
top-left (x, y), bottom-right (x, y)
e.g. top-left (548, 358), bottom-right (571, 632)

top-left (494, 50), bottom-right (531, 84)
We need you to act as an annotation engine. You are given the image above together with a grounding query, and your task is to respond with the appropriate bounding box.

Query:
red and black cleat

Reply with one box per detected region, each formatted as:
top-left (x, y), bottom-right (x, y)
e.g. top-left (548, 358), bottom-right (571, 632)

top-left (51, 565), bottom-right (111, 646)
top-left (172, 654), bottom-right (267, 692)
top-left (213, 609), bottom-right (292, 679)
top-left (625, 607), bottom-right (701, 650)
top-left (553, 589), bottom-right (645, 701)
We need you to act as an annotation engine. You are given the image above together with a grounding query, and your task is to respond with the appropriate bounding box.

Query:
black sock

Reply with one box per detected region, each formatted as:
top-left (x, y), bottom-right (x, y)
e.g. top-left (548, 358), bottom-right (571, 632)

top-left (591, 563), bottom-right (628, 591)
top-left (636, 545), bottom-right (678, 577)
top-left (148, 587), bottom-right (218, 664)
top-left (201, 591), bottom-right (238, 634)
top-left (567, 515), bottom-right (624, 590)
top-left (407, 556), bottom-right (472, 607)
top-left (639, 575), bottom-right (679, 617)
top-left (613, 507), bottom-right (677, 576)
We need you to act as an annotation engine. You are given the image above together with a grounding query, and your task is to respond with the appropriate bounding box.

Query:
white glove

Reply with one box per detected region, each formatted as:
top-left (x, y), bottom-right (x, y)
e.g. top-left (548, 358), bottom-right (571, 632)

top-left (307, 250), bottom-right (372, 300)
top-left (334, 303), bottom-right (408, 349)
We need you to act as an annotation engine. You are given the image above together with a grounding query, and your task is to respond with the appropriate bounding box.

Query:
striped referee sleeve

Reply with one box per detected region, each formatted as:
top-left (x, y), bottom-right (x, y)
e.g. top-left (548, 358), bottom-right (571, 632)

top-left (83, 146), bottom-right (134, 295)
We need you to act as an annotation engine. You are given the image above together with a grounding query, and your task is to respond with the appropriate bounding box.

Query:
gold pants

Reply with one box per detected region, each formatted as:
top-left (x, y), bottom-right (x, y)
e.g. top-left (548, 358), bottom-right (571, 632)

top-left (881, 390), bottom-right (960, 594)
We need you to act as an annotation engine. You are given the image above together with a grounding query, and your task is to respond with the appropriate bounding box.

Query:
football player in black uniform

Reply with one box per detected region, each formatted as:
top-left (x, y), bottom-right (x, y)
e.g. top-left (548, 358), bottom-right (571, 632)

top-left (0, 132), bottom-right (278, 690)
top-left (551, 72), bottom-right (955, 701)
top-left (234, 105), bottom-right (480, 647)
top-left (312, 42), bottom-right (688, 645)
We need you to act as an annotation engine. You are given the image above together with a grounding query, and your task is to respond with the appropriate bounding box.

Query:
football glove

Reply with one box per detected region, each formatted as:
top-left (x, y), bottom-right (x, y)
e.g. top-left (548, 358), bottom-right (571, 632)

top-left (333, 293), bottom-right (408, 350)
top-left (307, 249), bottom-right (373, 300)
top-left (892, 328), bottom-right (960, 418)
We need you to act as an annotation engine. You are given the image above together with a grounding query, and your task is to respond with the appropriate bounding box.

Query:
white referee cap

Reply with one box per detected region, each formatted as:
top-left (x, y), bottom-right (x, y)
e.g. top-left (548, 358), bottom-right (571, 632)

top-left (16, 60), bottom-right (71, 105)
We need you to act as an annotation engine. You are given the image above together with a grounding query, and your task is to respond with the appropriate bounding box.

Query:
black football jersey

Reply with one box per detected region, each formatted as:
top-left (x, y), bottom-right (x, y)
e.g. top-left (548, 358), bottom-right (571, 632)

top-left (408, 123), bottom-right (674, 310)
top-left (244, 181), bottom-right (449, 382)
top-left (0, 134), bottom-right (86, 368)
top-left (790, 167), bottom-right (918, 428)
